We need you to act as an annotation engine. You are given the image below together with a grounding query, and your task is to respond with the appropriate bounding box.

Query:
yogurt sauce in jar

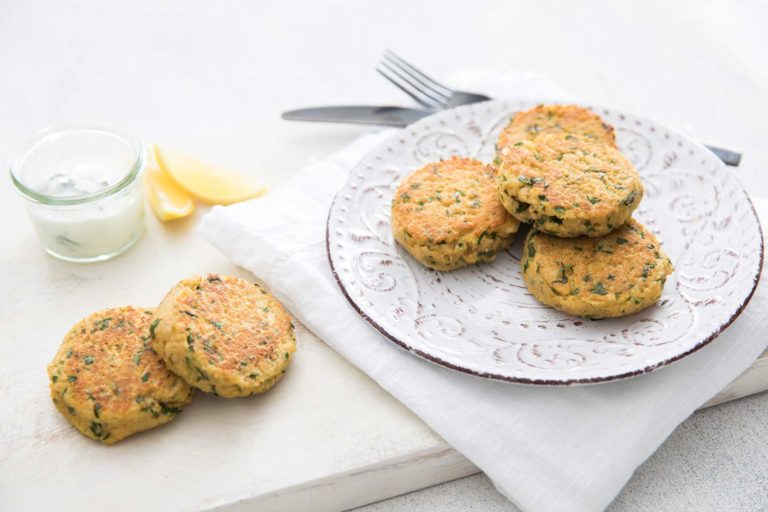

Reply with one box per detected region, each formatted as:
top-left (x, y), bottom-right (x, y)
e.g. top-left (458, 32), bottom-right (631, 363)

top-left (10, 127), bottom-right (145, 262)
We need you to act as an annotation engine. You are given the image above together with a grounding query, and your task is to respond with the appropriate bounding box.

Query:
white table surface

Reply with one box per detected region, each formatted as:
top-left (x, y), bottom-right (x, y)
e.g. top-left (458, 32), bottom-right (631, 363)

top-left (1, 1), bottom-right (767, 511)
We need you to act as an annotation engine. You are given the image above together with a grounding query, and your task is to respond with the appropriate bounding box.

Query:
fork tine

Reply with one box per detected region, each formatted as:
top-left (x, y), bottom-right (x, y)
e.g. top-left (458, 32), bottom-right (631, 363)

top-left (384, 50), bottom-right (453, 95)
top-left (376, 63), bottom-right (444, 109)
top-left (376, 67), bottom-right (434, 109)
top-left (382, 52), bottom-right (450, 102)
top-left (376, 67), bottom-right (440, 109)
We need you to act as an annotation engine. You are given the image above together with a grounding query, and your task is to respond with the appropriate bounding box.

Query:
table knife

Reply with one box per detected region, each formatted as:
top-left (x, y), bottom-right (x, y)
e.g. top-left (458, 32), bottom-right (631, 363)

top-left (282, 106), bottom-right (429, 127)
top-left (282, 105), bottom-right (741, 166)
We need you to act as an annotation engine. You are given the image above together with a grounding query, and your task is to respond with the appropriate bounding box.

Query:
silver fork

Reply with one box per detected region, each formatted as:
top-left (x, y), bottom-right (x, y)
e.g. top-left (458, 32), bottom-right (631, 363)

top-left (377, 51), bottom-right (741, 166)
top-left (377, 50), bottom-right (490, 110)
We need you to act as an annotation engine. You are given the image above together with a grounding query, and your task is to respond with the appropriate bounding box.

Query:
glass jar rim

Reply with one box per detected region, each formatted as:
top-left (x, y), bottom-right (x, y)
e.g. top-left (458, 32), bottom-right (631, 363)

top-left (9, 125), bottom-right (144, 206)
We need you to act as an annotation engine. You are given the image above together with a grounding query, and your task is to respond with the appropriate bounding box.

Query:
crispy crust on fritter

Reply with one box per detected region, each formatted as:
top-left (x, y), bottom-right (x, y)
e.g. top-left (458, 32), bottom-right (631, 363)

top-left (496, 133), bottom-right (643, 237)
top-left (496, 104), bottom-right (617, 153)
top-left (151, 274), bottom-right (296, 398)
top-left (391, 156), bottom-right (520, 271)
top-left (521, 219), bottom-right (674, 318)
top-left (47, 306), bottom-right (194, 445)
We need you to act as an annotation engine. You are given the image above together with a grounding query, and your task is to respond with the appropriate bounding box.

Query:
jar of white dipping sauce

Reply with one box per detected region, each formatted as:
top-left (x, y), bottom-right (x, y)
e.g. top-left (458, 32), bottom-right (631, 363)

top-left (10, 126), bottom-right (145, 262)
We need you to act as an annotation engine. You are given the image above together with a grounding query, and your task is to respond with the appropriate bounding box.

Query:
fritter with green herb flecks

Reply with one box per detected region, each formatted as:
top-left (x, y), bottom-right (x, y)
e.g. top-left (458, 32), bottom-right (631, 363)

top-left (496, 133), bottom-right (643, 237)
top-left (151, 274), bottom-right (296, 397)
top-left (521, 219), bottom-right (674, 319)
top-left (496, 104), bottom-right (617, 154)
top-left (391, 156), bottom-right (520, 271)
top-left (47, 306), bottom-right (193, 445)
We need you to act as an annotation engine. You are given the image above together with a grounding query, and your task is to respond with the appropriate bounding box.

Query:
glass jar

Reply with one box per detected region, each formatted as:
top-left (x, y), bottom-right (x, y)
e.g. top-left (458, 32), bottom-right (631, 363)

top-left (10, 126), bottom-right (145, 262)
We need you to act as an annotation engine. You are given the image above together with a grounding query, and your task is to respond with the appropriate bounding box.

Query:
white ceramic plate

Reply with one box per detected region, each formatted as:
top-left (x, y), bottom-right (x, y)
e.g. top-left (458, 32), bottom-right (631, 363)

top-left (326, 100), bottom-right (764, 384)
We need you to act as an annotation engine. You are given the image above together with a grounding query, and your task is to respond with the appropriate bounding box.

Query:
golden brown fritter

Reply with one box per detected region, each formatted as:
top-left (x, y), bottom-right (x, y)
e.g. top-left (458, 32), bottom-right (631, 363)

top-left (521, 219), bottom-right (674, 318)
top-left (391, 156), bottom-right (520, 271)
top-left (496, 133), bottom-right (643, 237)
top-left (496, 104), bottom-right (617, 153)
top-left (47, 306), bottom-right (194, 444)
top-left (152, 274), bottom-right (296, 397)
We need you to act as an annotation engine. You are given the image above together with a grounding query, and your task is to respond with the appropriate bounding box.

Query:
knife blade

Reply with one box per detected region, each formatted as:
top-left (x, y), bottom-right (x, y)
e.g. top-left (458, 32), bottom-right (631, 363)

top-left (281, 106), bottom-right (430, 127)
top-left (282, 105), bottom-right (741, 166)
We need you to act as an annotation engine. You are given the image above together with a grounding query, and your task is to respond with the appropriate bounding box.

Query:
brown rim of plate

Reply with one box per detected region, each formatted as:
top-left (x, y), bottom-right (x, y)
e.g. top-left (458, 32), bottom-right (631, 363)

top-left (325, 187), bottom-right (764, 386)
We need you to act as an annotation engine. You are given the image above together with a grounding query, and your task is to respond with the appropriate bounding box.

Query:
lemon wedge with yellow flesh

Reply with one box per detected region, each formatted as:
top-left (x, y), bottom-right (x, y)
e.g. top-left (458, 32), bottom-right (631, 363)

top-left (143, 146), bottom-right (196, 221)
top-left (153, 145), bottom-right (267, 205)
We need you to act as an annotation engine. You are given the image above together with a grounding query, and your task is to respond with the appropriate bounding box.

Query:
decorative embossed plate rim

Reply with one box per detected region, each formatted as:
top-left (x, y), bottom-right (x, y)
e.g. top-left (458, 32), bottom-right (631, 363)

top-left (326, 100), bottom-right (764, 385)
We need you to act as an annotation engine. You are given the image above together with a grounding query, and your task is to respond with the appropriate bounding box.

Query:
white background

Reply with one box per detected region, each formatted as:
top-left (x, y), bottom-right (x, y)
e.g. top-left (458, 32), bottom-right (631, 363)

top-left (1, 1), bottom-right (766, 195)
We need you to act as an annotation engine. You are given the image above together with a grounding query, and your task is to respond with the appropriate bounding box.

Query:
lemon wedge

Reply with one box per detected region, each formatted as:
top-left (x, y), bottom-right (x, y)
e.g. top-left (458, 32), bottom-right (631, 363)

top-left (153, 145), bottom-right (267, 205)
top-left (143, 146), bottom-right (196, 221)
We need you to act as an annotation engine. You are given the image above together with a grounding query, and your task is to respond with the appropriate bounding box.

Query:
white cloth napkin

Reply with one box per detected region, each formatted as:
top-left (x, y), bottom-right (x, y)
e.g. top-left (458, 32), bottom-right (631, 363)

top-left (199, 73), bottom-right (768, 512)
